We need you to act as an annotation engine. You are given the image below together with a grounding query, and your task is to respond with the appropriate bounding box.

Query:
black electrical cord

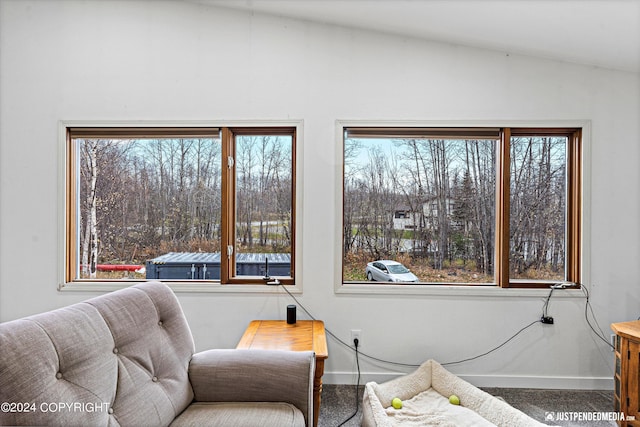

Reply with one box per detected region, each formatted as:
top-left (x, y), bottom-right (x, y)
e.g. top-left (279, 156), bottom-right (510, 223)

top-left (278, 285), bottom-right (364, 425)
top-left (278, 284), bottom-right (542, 368)
top-left (581, 285), bottom-right (615, 349)
top-left (277, 280), bottom-right (616, 389)
top-left (542, 287), bottom-right (555, 318)
top-left (279, 284), bottom-right (362, 352)
top-left (337, 338), bottom-right (361, 427)
top-left (441, 320), bottom-right (542, 366)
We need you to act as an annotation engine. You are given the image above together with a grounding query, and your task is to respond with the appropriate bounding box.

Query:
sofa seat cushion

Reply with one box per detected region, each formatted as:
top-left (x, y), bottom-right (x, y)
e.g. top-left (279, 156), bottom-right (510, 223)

top-left (170, 402), bottom-right (306, 427)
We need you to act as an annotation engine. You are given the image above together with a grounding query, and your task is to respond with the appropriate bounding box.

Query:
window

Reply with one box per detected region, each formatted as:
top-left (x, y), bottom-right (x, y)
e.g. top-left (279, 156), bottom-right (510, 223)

top-left (343, 126), bottom-right (582, 288)
top-left (64, 126), bottom-right (296, 286)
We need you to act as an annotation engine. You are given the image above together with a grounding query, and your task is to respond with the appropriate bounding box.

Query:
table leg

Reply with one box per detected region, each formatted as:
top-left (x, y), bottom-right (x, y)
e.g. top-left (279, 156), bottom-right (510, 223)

top-left (313, 358), bottom-right (325, 427)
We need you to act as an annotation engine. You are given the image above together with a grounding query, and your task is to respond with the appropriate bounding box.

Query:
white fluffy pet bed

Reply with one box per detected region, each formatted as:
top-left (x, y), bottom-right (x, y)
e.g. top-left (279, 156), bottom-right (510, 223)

top-left (362, 360), bottom-right (552, 427)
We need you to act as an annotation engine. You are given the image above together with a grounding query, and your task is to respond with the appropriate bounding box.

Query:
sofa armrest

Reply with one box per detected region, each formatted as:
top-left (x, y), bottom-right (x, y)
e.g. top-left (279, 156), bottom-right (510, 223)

top-left (188, 349), bottom-right (315, 424)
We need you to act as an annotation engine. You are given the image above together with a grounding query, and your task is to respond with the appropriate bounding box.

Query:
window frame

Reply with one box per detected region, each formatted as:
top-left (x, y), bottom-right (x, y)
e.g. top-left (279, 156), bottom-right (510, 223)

top-left (498, 127), bottom-right (582, 288)
top-left (338, 121), bottom-right (587, 292)
top-left (221, 126), bottom-right (297, 285)
top-left (59, 121), bottom-right (301, 292)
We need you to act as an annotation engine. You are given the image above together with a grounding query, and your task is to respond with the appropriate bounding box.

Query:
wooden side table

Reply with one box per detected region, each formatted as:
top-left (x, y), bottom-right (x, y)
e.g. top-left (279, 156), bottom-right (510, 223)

top-left (611, 320), bottom-right (640, 426)
top-left (236, 320), bottom-right (328, 427)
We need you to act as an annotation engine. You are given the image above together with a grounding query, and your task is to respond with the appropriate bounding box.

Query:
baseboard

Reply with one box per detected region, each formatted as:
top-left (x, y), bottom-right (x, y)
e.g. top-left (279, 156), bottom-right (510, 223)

top-left (324, 371), bottom-right (614, 390)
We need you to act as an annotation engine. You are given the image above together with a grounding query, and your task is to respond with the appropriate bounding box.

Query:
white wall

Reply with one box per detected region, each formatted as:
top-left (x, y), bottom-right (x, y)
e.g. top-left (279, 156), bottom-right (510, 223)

top-left (1, 0), bottom-right (639, 388)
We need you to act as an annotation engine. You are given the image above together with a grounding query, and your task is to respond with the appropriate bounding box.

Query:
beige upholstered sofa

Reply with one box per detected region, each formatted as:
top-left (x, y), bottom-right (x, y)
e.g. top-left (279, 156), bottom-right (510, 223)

top-left (0, 282), bottom-right (315, 427)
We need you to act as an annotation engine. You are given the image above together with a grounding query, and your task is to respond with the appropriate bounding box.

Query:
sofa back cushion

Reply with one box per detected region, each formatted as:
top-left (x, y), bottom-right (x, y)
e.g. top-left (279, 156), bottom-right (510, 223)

top-left (0, 282), bottom-right (195, 426)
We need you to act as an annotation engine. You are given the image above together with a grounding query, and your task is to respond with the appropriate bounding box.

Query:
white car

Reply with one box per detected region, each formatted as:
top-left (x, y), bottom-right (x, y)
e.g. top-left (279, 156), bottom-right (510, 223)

top-left (365, 260), bottom-right (418, 282)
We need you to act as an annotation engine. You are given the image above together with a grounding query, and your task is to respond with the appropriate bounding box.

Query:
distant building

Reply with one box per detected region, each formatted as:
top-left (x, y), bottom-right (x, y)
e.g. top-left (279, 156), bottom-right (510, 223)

top-left (392, 197), bottom-right (459, 231)
top-left (392, 206), bottom-right (418, 230)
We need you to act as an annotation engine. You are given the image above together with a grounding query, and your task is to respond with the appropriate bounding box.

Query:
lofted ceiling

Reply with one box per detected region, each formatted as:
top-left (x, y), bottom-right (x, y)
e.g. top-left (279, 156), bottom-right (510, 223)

top-left (188, 0), bottom-right (640, 73)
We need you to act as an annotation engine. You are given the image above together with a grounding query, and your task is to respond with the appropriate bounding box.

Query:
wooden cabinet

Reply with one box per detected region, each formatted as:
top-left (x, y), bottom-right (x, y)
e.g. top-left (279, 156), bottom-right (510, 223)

top-left (612, 320), bottom-right (640, 426)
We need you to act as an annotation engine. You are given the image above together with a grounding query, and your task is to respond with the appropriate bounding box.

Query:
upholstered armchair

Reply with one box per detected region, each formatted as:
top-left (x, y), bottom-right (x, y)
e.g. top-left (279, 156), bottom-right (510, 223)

top-left (0, 282), bottom-right (315, 426)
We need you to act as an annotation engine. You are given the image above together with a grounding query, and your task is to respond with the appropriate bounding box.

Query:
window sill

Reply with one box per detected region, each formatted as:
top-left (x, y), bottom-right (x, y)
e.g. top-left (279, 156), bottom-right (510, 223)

top-left (58, 281), bottom-right (301, 294)
top-left (337, 282), bottom-right (583, 298)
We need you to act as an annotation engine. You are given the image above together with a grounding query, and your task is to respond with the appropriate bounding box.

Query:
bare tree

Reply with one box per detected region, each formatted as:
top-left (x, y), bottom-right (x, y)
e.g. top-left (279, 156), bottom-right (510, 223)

top-left (80, 140), bottom-right (99, 278)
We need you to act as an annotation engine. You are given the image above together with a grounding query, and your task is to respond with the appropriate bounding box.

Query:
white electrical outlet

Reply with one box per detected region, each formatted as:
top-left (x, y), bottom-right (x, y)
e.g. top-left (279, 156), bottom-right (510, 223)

top-left (351, 329), bottom-right (361, 346)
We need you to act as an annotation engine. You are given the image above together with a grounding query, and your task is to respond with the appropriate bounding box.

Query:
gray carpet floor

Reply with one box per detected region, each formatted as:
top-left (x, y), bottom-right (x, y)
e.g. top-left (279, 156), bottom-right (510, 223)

top-left (318, 384), bottom-right (617, 427)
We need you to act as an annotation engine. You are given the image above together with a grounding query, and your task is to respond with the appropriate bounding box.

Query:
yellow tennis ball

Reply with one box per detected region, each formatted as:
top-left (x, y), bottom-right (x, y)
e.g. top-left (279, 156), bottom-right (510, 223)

top-left (449, 394), bottom-right (460, 405)
top-left (391, 397), bottom-right (403, 409)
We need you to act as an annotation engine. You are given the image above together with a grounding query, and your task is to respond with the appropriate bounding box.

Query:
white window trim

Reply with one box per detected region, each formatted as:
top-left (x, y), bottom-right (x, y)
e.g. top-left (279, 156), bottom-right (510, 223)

top-left (335, 119), bottom-right (592, 298)
top-left (57, 120), bottom-right (304, 294)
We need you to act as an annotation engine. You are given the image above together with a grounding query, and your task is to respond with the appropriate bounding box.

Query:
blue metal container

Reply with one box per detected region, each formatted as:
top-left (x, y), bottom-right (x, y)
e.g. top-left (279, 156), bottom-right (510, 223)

top-left (146, 252), bottom-right (290, 280)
